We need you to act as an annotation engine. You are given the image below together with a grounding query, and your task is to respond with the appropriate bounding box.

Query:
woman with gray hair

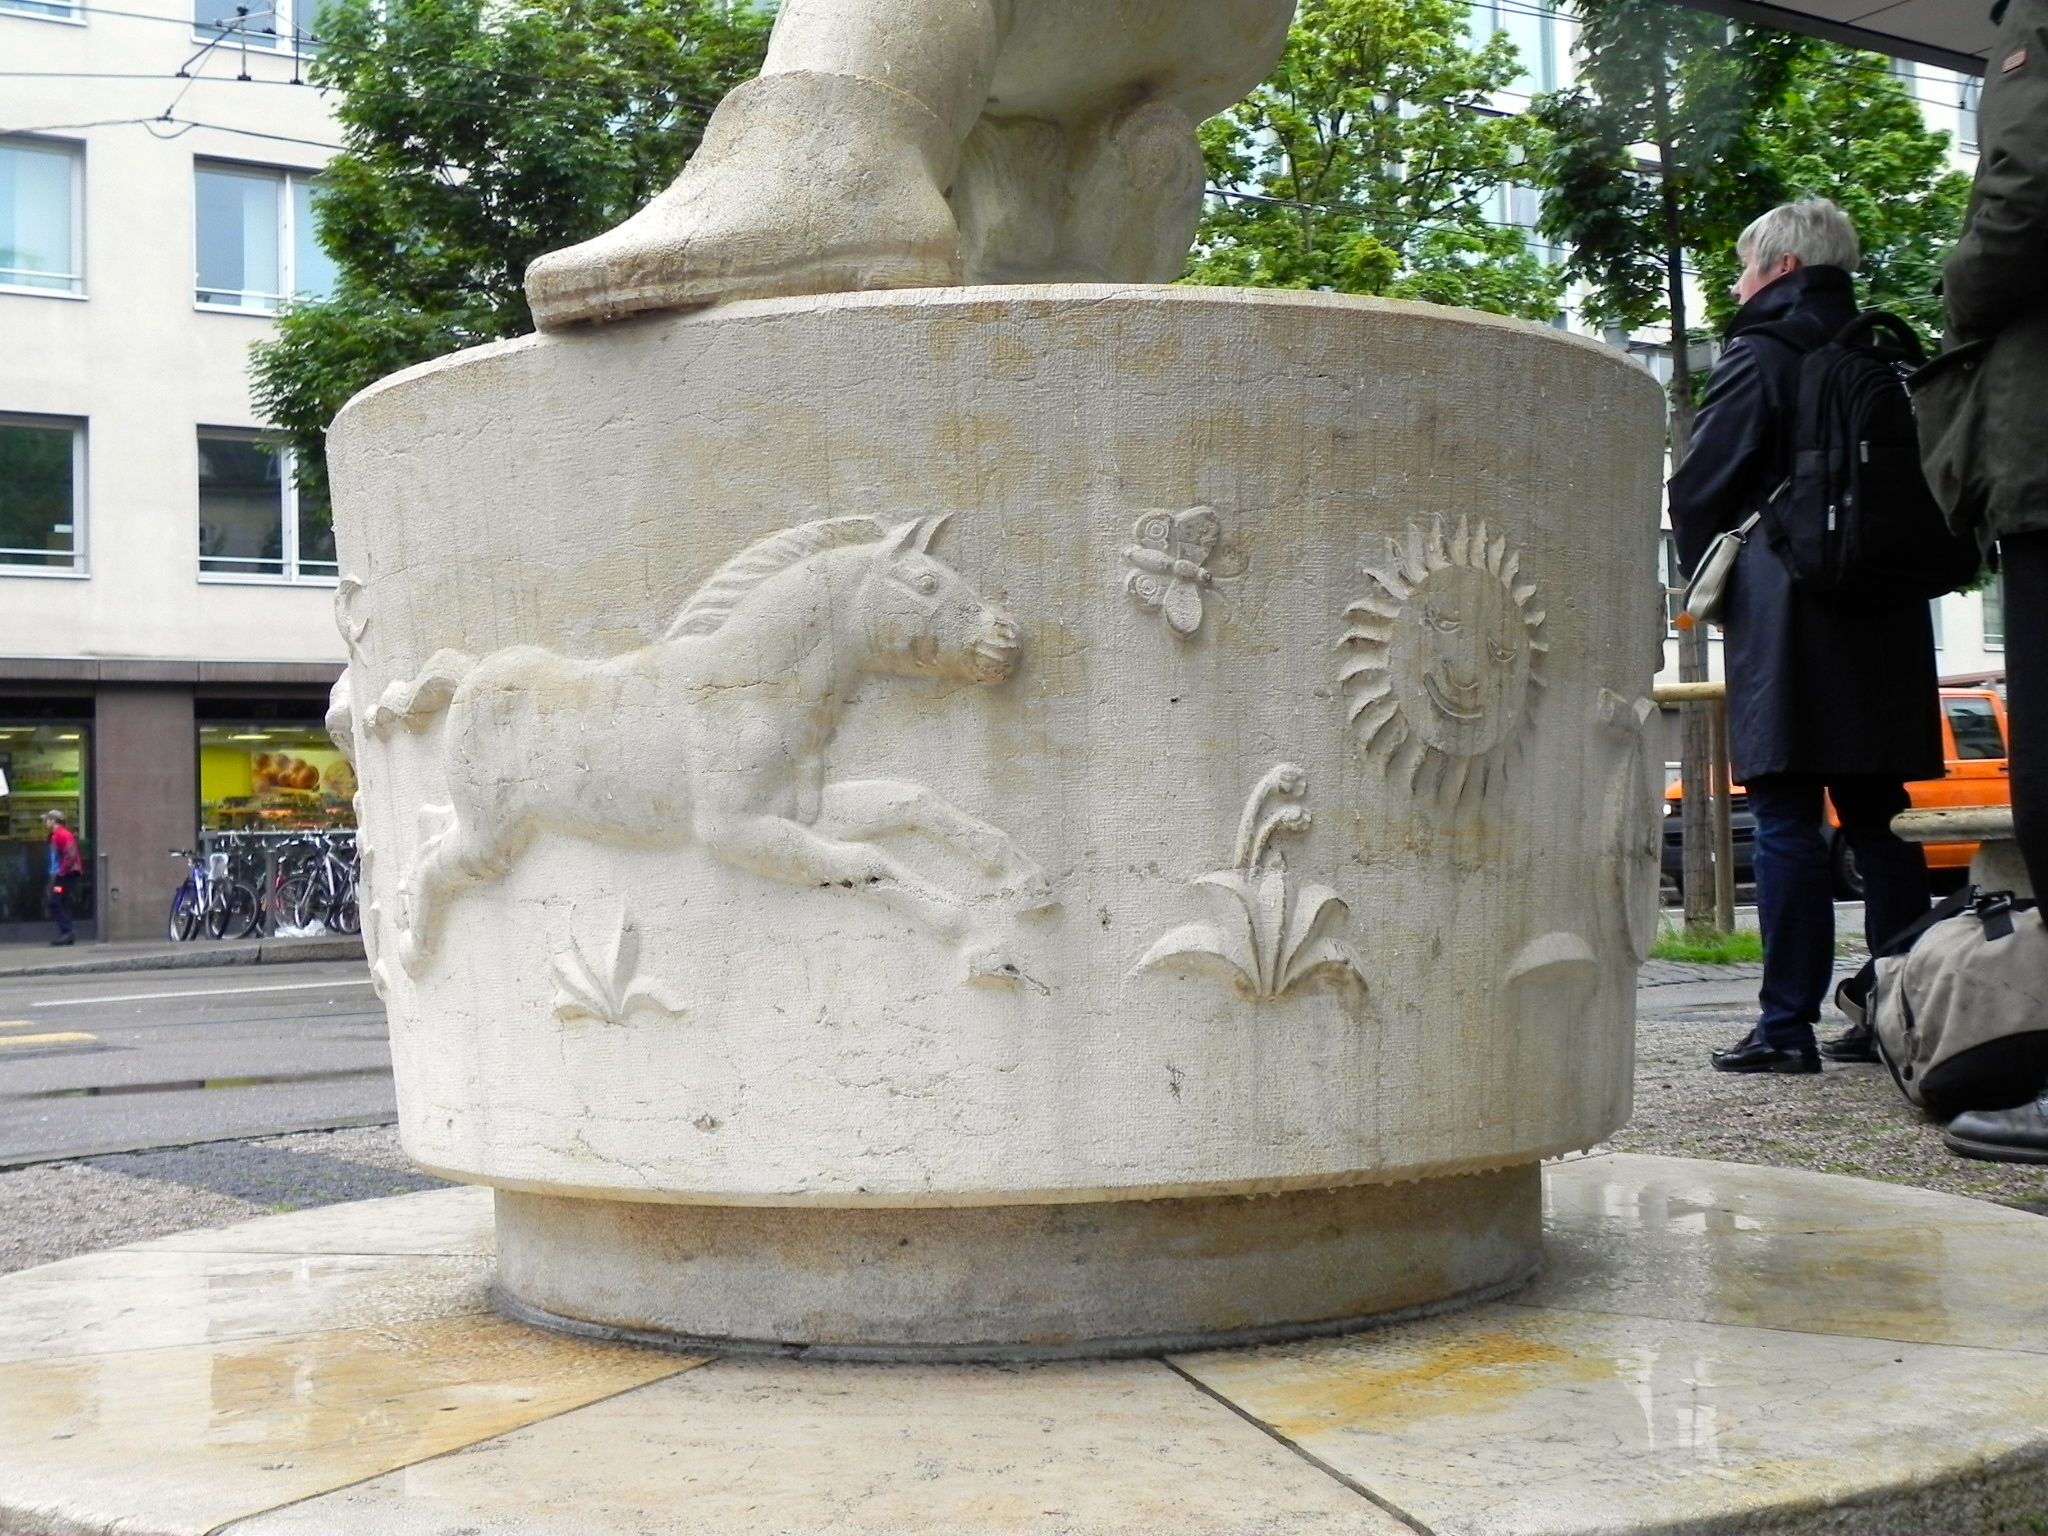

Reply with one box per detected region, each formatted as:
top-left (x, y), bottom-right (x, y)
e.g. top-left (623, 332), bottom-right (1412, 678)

top-left (1669, 197), bottom-right (1941, 1075)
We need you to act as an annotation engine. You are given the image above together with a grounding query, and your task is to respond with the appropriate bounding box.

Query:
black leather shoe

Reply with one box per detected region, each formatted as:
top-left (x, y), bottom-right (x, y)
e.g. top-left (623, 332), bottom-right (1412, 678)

top-left (1819, 1026), bottom-right (1879, 1063)
top-left (48, 936), bottom-right (73, 947)
top-left (1711, 1036), bottom-right (1822, 1074)
top-left (1943, 1094), bottom-right (2048, 1164)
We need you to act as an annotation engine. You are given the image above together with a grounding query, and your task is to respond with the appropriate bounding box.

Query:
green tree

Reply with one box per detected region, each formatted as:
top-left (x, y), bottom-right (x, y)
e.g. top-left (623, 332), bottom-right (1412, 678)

top-left (1532, 0), bottom-right (1801, 455)
top-left (250, 0), bottom-right (770, 499)
top-left (1184, 0), bottom-right (1562, 321)
top-left (1694, 45), bottom-right (1972, 338)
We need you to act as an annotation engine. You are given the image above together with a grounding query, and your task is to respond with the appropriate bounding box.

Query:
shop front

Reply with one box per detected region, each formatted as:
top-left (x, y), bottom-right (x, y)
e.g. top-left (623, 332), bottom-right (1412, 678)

top-left (0, 701), bottom-right (93, 941)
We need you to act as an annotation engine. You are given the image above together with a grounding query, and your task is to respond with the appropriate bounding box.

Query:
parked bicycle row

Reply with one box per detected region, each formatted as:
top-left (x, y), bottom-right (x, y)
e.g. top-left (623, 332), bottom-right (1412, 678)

top-left (168, 830), bottom-right (360, 942)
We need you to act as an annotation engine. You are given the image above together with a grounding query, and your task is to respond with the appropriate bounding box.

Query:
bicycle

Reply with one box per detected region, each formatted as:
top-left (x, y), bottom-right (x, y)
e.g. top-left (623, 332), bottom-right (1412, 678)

top-left (271, 831), bottom-right (359, 935)
top-left (168, 848), bottom-right (260, 941)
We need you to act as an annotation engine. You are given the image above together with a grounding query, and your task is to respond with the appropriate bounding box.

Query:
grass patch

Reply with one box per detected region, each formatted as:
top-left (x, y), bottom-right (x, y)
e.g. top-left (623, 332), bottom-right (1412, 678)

top-left (1650, 927), bottom-right (1765, 964)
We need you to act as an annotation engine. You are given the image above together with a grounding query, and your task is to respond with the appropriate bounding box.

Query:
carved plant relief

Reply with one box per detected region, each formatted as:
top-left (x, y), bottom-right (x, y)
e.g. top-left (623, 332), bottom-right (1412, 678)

top-left (1339, 518), bottom-right (1547, 809)
top-left (1131, 763), bottom-right (1364, 999)
top-left (1122, 506), bottom-right (1239, 637)
top-left (551, 904), bottom-right (687, 1026)
top-left (377, 515), bottom-right (1049, 985)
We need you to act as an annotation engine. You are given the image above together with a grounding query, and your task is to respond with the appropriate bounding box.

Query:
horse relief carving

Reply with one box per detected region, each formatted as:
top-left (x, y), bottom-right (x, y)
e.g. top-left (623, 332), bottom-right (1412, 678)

top-left (1339, 518), bottom-right (1548, 810)
top-left (1121, 506), bottom-right (1240, 637)
top-left (374, 515), bottom-right (1050, 984)
top-left (1131, 764), bottom-right (1365, 1000)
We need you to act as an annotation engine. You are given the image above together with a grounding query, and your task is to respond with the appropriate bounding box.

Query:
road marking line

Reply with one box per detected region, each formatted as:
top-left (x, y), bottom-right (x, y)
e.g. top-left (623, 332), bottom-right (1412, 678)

top-left (33, 978), bottom-right (378, 1008)
top-left (0, 1020), bottom-right (47, 1030)
top-left (0, 1032), bottom-right (98, 1047)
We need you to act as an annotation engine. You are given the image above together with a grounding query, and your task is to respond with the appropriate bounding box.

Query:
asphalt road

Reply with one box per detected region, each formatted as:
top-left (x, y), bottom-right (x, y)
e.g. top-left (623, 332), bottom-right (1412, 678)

top-left (0, 961), bottom-right (393, 1164)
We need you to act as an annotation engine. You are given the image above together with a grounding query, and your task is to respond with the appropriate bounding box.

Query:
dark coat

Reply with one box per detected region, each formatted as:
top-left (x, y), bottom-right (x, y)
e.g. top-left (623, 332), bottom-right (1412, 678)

top-left (1942, 0), bottom-right (2048, 540)
top-left (1669, 265), bottom-right (1945, 785)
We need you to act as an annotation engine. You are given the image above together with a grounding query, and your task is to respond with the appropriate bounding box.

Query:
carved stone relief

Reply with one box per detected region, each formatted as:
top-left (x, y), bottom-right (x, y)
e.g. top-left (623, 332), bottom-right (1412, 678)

top-left (1599, 688), bottom-right (1662, 964)
top-left (551, 904), bottom-right (687, 1026)
top-left (1339, 519), bottom-right (1548, 808)
top-left (378, 515), bottom-right (1048, 985)
top-left (1121, 506), bottom-right (1241, 637)
top-left (1131, 764), bottom-right (1365, 1000)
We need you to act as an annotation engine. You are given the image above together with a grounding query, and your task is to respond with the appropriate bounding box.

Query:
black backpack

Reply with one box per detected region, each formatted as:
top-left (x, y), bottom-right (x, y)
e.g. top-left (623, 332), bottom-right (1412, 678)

top-left (1743, 311), bottom-right (1982, 599)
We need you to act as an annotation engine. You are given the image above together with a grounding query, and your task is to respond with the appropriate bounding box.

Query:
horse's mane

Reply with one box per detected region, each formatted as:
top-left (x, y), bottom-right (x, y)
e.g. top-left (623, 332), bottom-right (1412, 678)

top-left (666, 516), bottom-right (889, 639)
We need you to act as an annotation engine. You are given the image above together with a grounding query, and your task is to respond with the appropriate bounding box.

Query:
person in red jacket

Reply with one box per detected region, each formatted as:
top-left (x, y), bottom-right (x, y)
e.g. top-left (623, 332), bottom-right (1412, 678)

top-left (43, 809), bottom-right (82, 946)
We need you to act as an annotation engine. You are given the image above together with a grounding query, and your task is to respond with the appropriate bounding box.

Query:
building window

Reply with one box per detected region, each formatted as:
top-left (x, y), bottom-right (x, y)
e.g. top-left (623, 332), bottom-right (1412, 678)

top-left (0, 137), bottom-right (83, 295)
top-left (200, 721), bottom-right (356, 833)
top-left (1, 0), bottom-right (79, 22)
top-left (193, 0), bottom-right (295, 47)
top-left (197, 429), bottom-right (334, 581)
top-left (1469, 0), bottom-right (1554, 94)
top-left (1982, 572), bottom-right (2004, 649)
top-left (0, 415), bottom-right (83, 571)
top-left (194, 162), bottom-right (336, 312)
top-left (0, 714), bottom-right (91, 929)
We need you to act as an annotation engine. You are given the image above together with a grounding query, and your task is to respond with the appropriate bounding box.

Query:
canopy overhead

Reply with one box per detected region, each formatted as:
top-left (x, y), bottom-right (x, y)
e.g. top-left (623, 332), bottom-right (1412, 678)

top-left (1681, 0), bottom-right (1997, 73)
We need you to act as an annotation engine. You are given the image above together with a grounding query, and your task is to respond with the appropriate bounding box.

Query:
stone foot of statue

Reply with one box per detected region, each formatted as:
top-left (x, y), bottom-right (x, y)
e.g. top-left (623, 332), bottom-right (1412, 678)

top-left (526, 70), bottom-right (964, 329)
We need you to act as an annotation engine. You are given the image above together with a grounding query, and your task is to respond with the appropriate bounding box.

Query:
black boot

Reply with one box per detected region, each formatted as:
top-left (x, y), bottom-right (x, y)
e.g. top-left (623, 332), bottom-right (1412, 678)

top-left (1711, 1031), bottom-right (1821, 1074)
top-left (1819, 1023), bottom-right (1879, 1062)
top-left (1943, 1091), bottom-right (2048, 1164)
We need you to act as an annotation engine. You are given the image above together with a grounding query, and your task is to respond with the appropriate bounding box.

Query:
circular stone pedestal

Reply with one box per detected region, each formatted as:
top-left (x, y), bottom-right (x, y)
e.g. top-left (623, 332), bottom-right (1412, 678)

top-left (493, 1165), bottom-right (1538, 1358)
top-left (328, 285), bottom-right (1665, 1353)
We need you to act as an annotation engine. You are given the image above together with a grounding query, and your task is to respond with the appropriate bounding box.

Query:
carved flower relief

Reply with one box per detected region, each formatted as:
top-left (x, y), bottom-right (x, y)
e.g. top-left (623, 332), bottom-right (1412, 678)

top-left (1131, 764), bottom-right (1365, 1000)
top-left (549, 904), bottom-right (687, 1026)
top-left (1339, 518), bottom-right (1548, 809)
top-left (1122, 507), bottom-right (1243, 637)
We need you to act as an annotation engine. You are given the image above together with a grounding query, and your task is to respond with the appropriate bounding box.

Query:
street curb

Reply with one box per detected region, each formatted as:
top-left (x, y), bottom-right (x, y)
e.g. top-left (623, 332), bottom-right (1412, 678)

top-left (0, 935), bottom-right (366, 981)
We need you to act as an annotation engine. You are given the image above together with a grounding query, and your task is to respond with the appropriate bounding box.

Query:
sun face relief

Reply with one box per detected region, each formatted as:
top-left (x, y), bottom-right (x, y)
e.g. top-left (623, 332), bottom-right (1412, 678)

top-left (1341, 520), bottom-right (1547, 807)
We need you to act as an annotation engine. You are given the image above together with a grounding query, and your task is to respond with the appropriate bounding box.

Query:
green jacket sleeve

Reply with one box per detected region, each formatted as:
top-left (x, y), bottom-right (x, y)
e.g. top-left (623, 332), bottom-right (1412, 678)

top-left (1944, 0), bottom-right (2048, 341)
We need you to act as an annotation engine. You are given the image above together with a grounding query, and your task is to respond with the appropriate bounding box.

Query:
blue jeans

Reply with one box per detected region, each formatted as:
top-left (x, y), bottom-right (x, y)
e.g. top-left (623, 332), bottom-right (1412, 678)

top-left (1748, 775), bottom-right (1929, 1050)
top-left (45, 875), bottom-right (74, 939)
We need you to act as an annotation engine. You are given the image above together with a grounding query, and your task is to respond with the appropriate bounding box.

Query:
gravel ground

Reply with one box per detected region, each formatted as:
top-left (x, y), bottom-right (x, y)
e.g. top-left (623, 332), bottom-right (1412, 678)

top-left (1618, 978), bottom-right (2048, 1214)
top-left (0, 1125), bottom-right (445, 1275)
top-left (5, 965), bottom-right (2046, 1276)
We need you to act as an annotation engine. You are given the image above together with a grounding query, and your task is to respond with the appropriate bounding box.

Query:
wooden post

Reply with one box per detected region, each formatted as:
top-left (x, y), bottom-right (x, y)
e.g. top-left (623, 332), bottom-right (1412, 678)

top-left (1710, 695), bottom-right (1736, 933)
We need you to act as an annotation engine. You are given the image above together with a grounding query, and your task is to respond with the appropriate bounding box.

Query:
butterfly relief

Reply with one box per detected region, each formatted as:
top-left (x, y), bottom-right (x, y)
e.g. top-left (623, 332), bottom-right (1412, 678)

top-left (1122, 507), bottom-right (1239, 637)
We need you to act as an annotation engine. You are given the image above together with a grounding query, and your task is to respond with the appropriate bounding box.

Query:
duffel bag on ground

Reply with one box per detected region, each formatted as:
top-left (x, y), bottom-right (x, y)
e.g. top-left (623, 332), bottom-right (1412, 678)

top-left (1870, 892), bottom-right (2048, 1119)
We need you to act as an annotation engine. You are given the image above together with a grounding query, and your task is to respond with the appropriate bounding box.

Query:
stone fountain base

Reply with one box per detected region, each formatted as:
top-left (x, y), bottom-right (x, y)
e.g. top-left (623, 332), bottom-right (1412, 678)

top-left (491, 1165), bottom-right (1538, 1359)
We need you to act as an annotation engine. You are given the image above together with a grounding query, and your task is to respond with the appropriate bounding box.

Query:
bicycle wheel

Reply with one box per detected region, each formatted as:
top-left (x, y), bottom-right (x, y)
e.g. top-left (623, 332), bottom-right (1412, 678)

top-left (276, 872), bottom-right (320, 933)
top-left (326, 884), bottom-right (361, 935)
top-left (203, 882), bottom-right (233, 940)
top-left (169, 883), bottom-right (202, 942)
top-left (222, 882), bottom-right (262, 940)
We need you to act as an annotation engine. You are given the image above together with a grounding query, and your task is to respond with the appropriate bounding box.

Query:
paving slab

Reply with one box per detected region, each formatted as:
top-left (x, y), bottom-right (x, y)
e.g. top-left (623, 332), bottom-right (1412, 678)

top-left (2, 1157), bottom-right (2047, 1535)
top-left (224, 1358), bottom-right (1406, 1536)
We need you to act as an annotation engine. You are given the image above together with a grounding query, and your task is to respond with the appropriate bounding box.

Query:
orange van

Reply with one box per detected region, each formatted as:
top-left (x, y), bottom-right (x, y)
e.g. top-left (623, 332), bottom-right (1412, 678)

top-left (1662, 687), bottom-right (2010, 898)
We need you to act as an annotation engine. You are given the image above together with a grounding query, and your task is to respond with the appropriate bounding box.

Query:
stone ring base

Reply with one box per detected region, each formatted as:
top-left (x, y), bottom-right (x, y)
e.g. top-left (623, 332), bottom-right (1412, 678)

top-left (490, 1164), bottom-right (1539, 1362)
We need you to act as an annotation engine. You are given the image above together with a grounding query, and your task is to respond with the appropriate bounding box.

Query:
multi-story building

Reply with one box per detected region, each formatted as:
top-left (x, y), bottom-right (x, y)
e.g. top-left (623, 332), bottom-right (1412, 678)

top-left (2, 0), bottom-right (344, 940)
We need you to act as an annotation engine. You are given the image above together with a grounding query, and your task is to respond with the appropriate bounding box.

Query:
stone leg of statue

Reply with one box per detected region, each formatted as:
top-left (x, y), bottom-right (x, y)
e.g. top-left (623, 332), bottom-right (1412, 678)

top-left (524, 0), bottom-right (1002, 328)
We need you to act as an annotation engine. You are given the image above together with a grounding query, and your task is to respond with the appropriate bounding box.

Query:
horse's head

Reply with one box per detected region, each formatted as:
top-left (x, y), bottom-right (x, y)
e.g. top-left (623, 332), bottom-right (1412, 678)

top-left (859, 516), bottom-right (1019, 684)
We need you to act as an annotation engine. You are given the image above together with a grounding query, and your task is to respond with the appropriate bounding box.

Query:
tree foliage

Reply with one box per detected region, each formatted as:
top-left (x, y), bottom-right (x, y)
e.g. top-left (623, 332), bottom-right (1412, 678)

top-left (1693, 45), bottom-right (1972, 338)
top-left (1184, 0), bottom-right (1562, 321)
top-left (1532, 0), bottom-right (1802, 451)
top-left (250, 0), bottom-right (770, 494)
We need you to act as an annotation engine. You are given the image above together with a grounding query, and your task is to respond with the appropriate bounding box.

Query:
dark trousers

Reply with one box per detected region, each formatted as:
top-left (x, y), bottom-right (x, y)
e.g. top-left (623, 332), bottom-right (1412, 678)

top-left (45, 876), bottom-right (74, 939)
top-left (1748, 775), bottom-right (1930, 1048)
top-left (2003, 534), bottom-right (2048, 895)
